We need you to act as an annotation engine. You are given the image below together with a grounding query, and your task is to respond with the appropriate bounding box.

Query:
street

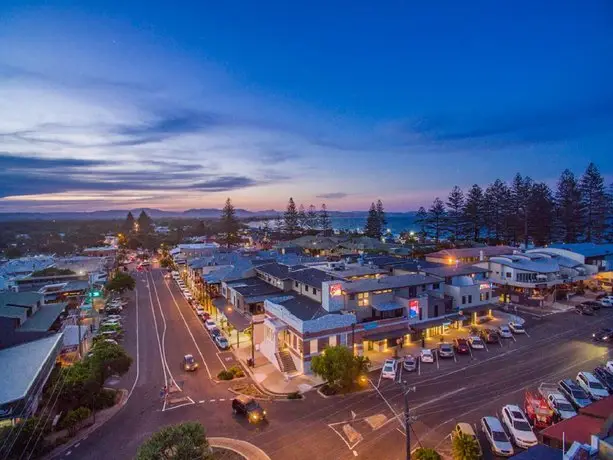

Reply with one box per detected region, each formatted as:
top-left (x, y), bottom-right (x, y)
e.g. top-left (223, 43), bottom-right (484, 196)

top-left (62, 268), bottom-right (613, 460)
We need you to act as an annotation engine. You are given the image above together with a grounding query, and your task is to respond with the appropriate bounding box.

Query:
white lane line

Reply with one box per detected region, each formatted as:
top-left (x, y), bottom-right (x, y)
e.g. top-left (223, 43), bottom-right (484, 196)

top-left (219, 398), bottom-right (226, 402)
top-left (127, 287), bottom-right (141, 400)
top-left (353, 450), bottom-right (358, 457)
top-left (210, 399), bottom-right (216, 402)
top-left (216, 353), bottom-right (228, 370)
top-left (199, 400), bottom-right (206, 403)
top-left (147, 272), bottom-right (180, 390)
top-left (145, 274), bottom-right (170, 389)
top-left (163, 400), bottom-right (196, 412)
top-left (161, 277), bottom-right (214, 380)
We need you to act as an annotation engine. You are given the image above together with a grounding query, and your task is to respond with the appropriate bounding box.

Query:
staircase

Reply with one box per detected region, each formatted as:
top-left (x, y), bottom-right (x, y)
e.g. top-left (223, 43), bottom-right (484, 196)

top-left (275, 350), bottom-right (297, 373)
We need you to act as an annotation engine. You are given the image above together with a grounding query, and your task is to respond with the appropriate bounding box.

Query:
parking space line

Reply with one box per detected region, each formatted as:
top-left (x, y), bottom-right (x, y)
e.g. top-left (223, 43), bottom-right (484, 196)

top-left (398, 360), bottom-right (403, 384)
top-left (417, 359), bottom-right (421, 376)
top-left (511, 335), bottom-right (517, 342)
top-left (435, 350), bottom-right (440, 370)
top-left (453, 353), bottom-right (457, 363)
top-left (483, 342), bottom-right (489, 352)
top-left (216, 352), bottom-right (228, 370)
top-left (524, 331), bottom-right (531, 338)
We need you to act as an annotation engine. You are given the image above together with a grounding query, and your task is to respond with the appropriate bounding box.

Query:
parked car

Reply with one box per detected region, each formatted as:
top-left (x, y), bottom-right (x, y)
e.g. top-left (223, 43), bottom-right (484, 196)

top-left (558, 379), bottom-right (592, 408)
top-left (606, 361), bottom-right (613, 375)
top-left (420, 348), bottom-right (434, 363)
top-left (582, 300), bottom-right (601, 311)
top-left (204, 319), bottom-right (217, 331)
top-left (101, 319), bottom-right (122, 327)
top-left (438, 342), bottom-right (454, 358)
top-left (601, 298), bottom-right (613, 308)
top-left (214, 335), bottom-right (230, 350)
top-left (594, 366), bottom-right (613, 392)
top-left (576, 372), bottom-right (610, 400)
top-left (454, 338), bottom-right (470, 354)
top-left (479, 329), bottom-right (500, 344)
top-left (469, 336), bottom-right (485, 349)
top-left (538, 385), bottom-right (577, 421)
top-left (575, 304), bottom-right (595, 315)
top-left (210, 327), bottom-right (221, 337)
top-left (403, 354), bottom-right (417, 372)
top-left (105, 306), bottom-right (123, 314)
top-left (105, 314), bottom-right (123, 321)
top-left (508, 322), bottom-right (525, 334)
top-left (500, 405), bottom-right (538, 449)
top-left (481, 416), bottom-right (514, 457)
top-left (592, 328), bottom-right (613, 343)
top-left (195, 307), bottom-right (207, 317)
top-left (182, 354), bottom-right (198, 371)
top-left (232, 395), bottom-right (266, 423)
top-left (452, 423), bottom-right (483, 457)
top-left (381, 359), bottom-right (398, 379)
top-left (498, 325), bottom-right (513, 338)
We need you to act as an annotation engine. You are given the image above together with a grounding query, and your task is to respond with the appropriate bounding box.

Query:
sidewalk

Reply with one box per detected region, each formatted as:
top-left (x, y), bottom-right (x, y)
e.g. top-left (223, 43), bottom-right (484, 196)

top-left (234, 347), bottom-right (322, 395)
top-left (43, 389), bottom-right (128, 459)
top-left (209, 437), bottom-right (271, 460)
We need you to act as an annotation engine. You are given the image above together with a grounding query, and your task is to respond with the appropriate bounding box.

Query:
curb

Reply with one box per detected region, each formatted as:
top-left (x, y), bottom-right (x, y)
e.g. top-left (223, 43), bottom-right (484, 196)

top-left (235, 358), bottom-right (300, 398)
top-left (209, 437), bottom-right (271, 460)
top-left (43, 389), bottom-right (129, 460)
top-left (316, 386), bottom-right (373, 399)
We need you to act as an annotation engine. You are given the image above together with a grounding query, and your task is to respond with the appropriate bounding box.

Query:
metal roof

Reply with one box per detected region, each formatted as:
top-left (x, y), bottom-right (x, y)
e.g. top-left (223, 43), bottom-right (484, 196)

top-left (343, 274), bottom-right (441, 294)
top-left (420, 264), bottom-right (490, 278)
top-left (288, 268), bottom-right (340, 289)
top-left (0, 333), bottom-right (63, 404)
top-left (489, 255), bottom-right (560, 273)
top-left (270, 295), bottom-right (330, 321)
top-left (548, 243), bottom-right (613, 258)
top-left (0, 291), bottom-right (42, 307)
top-left (18, 303), bottom-right (67, 332)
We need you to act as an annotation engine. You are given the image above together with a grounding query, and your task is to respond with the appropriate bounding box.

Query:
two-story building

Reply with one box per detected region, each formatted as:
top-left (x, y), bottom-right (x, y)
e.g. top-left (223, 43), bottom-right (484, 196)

top-left (426, 246), bottom-right (516, 265)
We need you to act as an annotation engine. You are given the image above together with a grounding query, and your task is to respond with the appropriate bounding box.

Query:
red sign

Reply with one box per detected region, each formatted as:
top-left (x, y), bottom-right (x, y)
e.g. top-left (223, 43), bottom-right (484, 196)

top-left (409, 299), bottom-right (419, 318)
top-left (329, 283), bottom-right (343, 297)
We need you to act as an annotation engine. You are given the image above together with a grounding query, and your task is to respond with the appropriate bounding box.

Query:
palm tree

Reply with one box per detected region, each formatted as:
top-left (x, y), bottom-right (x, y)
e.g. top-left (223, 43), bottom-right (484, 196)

top-left (452, 432), bottom-right (481, 460)
top-left (414, 448), bottom-right (441, 460)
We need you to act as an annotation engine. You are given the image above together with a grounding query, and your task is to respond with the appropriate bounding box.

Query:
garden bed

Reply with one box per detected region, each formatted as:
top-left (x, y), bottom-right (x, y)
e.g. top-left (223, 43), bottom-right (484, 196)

top-left (317, 383), bottom-right (370, 398)
top-left (211, 447), bottom-right (245, 459)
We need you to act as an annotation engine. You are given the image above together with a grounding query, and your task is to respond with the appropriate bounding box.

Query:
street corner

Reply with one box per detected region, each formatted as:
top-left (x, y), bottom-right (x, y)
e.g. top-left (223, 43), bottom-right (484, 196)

top-left (327, 409), bottom-right (398, 453)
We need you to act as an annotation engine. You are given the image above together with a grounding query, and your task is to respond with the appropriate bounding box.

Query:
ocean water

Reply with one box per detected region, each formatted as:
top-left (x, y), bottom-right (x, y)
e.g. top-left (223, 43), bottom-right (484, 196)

top-left (248, 215), bottom-right (417, 234)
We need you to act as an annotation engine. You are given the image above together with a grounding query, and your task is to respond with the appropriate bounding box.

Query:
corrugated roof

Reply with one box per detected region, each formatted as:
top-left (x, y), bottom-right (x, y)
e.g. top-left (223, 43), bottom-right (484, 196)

top-left (508, 445), bottom-right (561, 460)
top-left (18, 303), bottom-right (67, 332)
top-left (0, 305), bottom-right (27, 320)
top-left (343, 274), bottom-right (441, 294)
top-left (270, 295), bottom-right (330, 321)
top-left (427, 246), bottom-right (516, 259)
top-left (0, 291), bottom-right (42, 307)
top-left (578, 394), bottom-right (613, 419)
top-left (288, 268), bottom-right (340, 289)
top-left (549, 243), bottom-right (613, 258)
top-left (0, 333), bottom-right (63, 404)
top-left (540, 414), bottom-right (603, 445)
top-left (420, 264), bottom-right (490, 278)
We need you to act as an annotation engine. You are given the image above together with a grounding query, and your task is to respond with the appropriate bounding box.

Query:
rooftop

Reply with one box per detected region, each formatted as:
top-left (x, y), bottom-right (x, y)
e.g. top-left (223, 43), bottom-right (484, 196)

top-left (508, 445), bottom-right (561, 460)
top-left (61, 325), bottom-right (90, 347)
top-left (578, 394), bottom-right (613, 419)
top-left (392, 260), bottom-right (444, 272)
top-left (541, 413), bottom-right (604, 446)
top-left (0, 333), bottom-right (64, 404)
top-left (420, 264), bottom-right (490, 278)
top-left (270, 295), bottom-right (330, 321)
top-left (488, 255), bottom-right (560, 273)
top-left (288, 268), bottom-right (341, 289)
top-left (548, 242), bottom-right (613, 258)
top-left (18, 303), bottom-right (67, 332)
top-left (0, 291), bottom-right (42, 307)
top-left (255, 262), bottom-right (307, 280)
top-left (0, 305), bottom-right (27, 320)
top-left (342, 274), bottom-right (441, 294)
top-left (83, 246), bottom-right (117, 252)
top-left (313, 263), bottom-right (387, 279)
top-left (426, 246), bottom-right (516, 260)
top-left (227, 277), bottom-right (283, 298)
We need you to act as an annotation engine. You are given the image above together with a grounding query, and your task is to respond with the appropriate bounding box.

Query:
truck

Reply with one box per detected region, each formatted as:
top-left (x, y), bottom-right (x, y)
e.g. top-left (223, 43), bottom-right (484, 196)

top-left (538, 383), bottom-right (577, 421)
top-left (524, 390), bottom-right (554, 429)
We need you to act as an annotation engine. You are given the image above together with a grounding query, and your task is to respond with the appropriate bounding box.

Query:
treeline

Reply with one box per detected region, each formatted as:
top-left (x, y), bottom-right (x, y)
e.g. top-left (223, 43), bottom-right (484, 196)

top-left (414, 163), bottom-right (612, 246)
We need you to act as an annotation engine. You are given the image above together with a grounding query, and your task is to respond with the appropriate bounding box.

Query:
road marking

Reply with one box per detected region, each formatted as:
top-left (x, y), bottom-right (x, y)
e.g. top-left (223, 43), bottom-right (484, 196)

top-left (65, 451), bottom-right (71, 456)
top-left (127, 287), bottom-right (141, 400)
top-left (525, 330), bottom-right (531, 338)
top-left (74, 443), bottom-right (80, 448)
top-left (160, 276), bottom-right (213, 380)
top-left (144, 273), bottom-right (172, 392)
top-left (216, 353), bottom-right (228, 370)
top-left (353, 450), bottom-right (358, 457)
top-left (219, 398), bottom-right (226, 401)
top-left (483, 342), bottom-right (489, 352)
top-left (435, 350), bottom-right (440, 370)
top-left (210, 399), bottom-right (216, 402)
top-left (199, 400), bottom-right (205, 403)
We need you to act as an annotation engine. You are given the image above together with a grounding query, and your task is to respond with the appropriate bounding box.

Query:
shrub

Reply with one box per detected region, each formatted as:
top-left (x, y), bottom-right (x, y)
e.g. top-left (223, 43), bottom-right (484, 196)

top-left (287, 391), bottom-right (301, 400)
top-left (61, 407), bottom-right (92, 436)
top-left (93, 388), bottom-right (117, 410)
top-left (414, 448), bottom-right (441, 460)
top-left (217, 370), bottom-right (234, 380)
top-left (228, 366), bottom-right (244, 378)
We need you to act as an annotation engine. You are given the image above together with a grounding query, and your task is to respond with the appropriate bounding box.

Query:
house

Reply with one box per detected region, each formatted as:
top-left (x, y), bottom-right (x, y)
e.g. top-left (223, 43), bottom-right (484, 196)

top-left (0, 333), bottom-right (64, 426)
top-left (426, 246), bottom-right (516, 265)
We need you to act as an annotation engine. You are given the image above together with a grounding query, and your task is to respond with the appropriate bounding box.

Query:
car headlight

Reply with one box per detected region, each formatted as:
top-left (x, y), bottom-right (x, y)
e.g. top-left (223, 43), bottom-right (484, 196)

top-left (263, 410), bottom-right (267, 415)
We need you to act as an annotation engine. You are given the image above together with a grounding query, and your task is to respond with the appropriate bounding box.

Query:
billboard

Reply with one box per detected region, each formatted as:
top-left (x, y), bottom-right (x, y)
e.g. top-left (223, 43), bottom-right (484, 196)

top-left (409, 299), bottom-right (419, 318)
top-left (329, 283), bottom-right (343, 297)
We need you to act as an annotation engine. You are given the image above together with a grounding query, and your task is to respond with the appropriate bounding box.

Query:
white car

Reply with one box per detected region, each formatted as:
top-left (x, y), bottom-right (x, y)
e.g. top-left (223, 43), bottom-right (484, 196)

top-left (545, 393), bottom-right (577, 420)
top-left (468, 336), bottom-right (485, 349)
top-left (103, 339), bottom-right (119, 346)
top-left (195, 307), bottom-right (206, 317)
top-left (600, 298), bottom-right (613, 307)
top-left (381, 359), bottom-right (398, 379)
top-left (481, 416), bottom-right (514, 457)
top-left (500, 405), bottom-right (538, 449)
top-left (498, 325), bottom-right (513, 338)
top-left (576, 372), bottom-right (610, 400)
top-left (606, 361), bottom-right (613, 375)
top-left (420, 349), bottom-right (434, 363)
top-left (508, 322), bottom-right (525, 334)
top-left (105, 315), bottom-right (122, 321)
top-left (101, 319), bottom-right (121, 327)
top-left (204, 319), bottom-right (217, 331)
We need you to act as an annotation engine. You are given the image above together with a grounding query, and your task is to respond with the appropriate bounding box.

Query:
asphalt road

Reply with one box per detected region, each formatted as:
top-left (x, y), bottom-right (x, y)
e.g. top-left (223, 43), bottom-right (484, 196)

top-left (62, 269), bottom-right (613, 460)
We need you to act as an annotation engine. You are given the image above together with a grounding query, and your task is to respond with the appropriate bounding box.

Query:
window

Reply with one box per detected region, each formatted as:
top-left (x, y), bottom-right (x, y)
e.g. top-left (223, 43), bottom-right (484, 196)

top-left (310, 339), bottom-right (317, 354)
top-left (462, 296), bottom-right (466, 305)
top-left (313, 287), bottom-right (317, 294)
top-left (486, 292), bottom-right (490, 300)
top-left (358, 292), bottom-right (370, 307)
top-left (468, 295), bottom-right (472, 304)
top-left (295, 281), bottom-right (299, 287)
top-left (480, 292), bottom-right (486, 302)
top-left (349, 294), bottom-right (355, 300)
top-left (329, 335), bottom-right (337, 346)
top-left (505, 272), bottom-right (512, 278)
top-left (433, 283), bottom-right (440, 290)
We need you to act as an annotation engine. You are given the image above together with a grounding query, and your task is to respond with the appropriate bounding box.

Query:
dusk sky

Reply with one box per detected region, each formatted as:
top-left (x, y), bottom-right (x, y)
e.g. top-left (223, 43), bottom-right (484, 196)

top-left (1, 1), bottom-right (612, 212)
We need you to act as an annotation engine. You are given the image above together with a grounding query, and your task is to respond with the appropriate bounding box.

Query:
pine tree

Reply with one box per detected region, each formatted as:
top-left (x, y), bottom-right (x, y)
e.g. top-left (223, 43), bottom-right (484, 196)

top-left (124, 212), bottom-right (135, 234)
top-left (275, 214), bottom-right (284, 235)
top-left (220, 198), bottom-right (239, 247)
top-left (580, 163), bottom-right (608, 242)
top-left (415, 206), bottom-right (428, 242)
top-left (319, 204), bottom-right (332, 236)
top-left (136, 210), bottom-right (153, 234)
top-left (427, 198), bottom-right (446, 243)
top-left (297, 204), bottom-right (307, 229)
top-left (307, 204), bottom-right (318, 230)
top-left (462, 184), bottom-right (484, 241)
top-left (446, 186), bottom-right (465, 241)
top-left (376, 199), bottom-right (387, 233)
top-left (528, 182), bottom-right (555, 246)
top-left (554, 169), bottom-right (582, 243)
top-left (509, 173), bottom-right (533, 246)
top-left (284, 198), bottom-right (300, 239)
top-left (484, 179), bottom-right (510, 242)
top-left (364, 203), bottom-right (382, 239)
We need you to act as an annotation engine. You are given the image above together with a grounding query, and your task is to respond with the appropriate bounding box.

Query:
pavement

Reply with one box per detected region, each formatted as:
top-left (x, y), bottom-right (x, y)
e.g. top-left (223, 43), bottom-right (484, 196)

top-left (56, 267), bottom-right (613, 460)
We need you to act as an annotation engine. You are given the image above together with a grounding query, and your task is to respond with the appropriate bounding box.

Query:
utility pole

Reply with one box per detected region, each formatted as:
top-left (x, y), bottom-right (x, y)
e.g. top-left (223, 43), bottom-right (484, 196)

top-left (403, 385), bottom-right (416, 460)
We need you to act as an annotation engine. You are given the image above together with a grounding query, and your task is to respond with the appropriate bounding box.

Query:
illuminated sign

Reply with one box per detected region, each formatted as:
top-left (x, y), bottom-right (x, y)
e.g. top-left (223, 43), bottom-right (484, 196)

top-left (479, 283), bottom-right (491, 290)
top-left (409, 299), bottom-right (419, 318)
top-left (329, 283), bottom-right (343, 297)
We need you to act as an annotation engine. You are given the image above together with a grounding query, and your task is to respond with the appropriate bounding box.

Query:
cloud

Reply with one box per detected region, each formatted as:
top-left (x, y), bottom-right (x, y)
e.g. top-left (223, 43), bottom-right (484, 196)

top-left (316, 192), bottom-right (348, 199)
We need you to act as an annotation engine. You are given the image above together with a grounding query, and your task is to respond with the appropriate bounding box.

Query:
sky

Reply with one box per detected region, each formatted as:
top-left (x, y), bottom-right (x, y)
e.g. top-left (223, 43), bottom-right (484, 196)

top-left (1, 1), bottom-right (612, 212)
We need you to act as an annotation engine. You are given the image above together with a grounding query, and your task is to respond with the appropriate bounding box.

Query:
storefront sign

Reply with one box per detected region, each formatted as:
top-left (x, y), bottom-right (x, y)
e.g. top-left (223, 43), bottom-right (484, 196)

top-left (479, 282), bottom-right (491, 290)
top-left (409, 299), bottom-right (419, 318)
top-left (329, 283), bottom-right (343, 297)
top-left (363, 322), bottom-right (378, 331)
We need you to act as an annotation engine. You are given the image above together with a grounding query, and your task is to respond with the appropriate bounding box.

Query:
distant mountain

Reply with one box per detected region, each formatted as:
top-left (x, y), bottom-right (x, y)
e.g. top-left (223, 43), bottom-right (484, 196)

top-left (0, 208), bottom-right (416, 222)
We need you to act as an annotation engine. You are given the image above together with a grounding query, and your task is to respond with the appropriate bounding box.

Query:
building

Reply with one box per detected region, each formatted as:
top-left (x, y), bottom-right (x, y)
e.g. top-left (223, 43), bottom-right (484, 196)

top-left (0, 333), bottom-right (64, 427)
top-left (476, 251), bottom-right (594, 306)
top-left (309, 261), bottom-right (388, 280)
top-left (82, 246), bottom-right (118, 258)
top-left (425, 246), bottom-right (516, 265)
top-left (170, 243), bottom-right (219, 261)
top-left (37, 280), bottom-right (90, 305)
top-left (547, 243), bottom-right (613, 293)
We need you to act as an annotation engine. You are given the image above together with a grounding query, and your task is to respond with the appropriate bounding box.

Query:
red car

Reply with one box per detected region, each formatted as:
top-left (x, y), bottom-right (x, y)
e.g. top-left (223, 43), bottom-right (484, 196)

top-left (454, 338), bottom-right (470, 354)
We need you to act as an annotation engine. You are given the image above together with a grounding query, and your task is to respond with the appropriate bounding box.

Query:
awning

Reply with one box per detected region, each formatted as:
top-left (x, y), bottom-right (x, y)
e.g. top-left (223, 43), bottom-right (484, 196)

top-left (410, 314), bottom-right (465, 330)
top-left (457, 303), bottom-right (497, 314)
top-left (371, 301), bottom-right (404, 312)
top-left (363, 328), bottom-right (410, 342)
top-left (213, 299), bottom-right (251, 331)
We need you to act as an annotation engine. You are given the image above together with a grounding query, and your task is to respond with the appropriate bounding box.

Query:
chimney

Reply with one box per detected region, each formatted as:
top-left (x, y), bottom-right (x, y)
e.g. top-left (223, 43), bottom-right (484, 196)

top-left (479, 250), bottom-right (485, 261)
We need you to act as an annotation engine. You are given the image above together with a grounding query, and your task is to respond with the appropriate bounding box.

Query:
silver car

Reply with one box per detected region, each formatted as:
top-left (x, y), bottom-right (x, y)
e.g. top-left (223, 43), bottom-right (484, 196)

top-left (438, 342), bottom-right (455, 358)
top-left (403, 354), bottom-right (417, 372)
top-left (481, 416), bottom-right (514, 457)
